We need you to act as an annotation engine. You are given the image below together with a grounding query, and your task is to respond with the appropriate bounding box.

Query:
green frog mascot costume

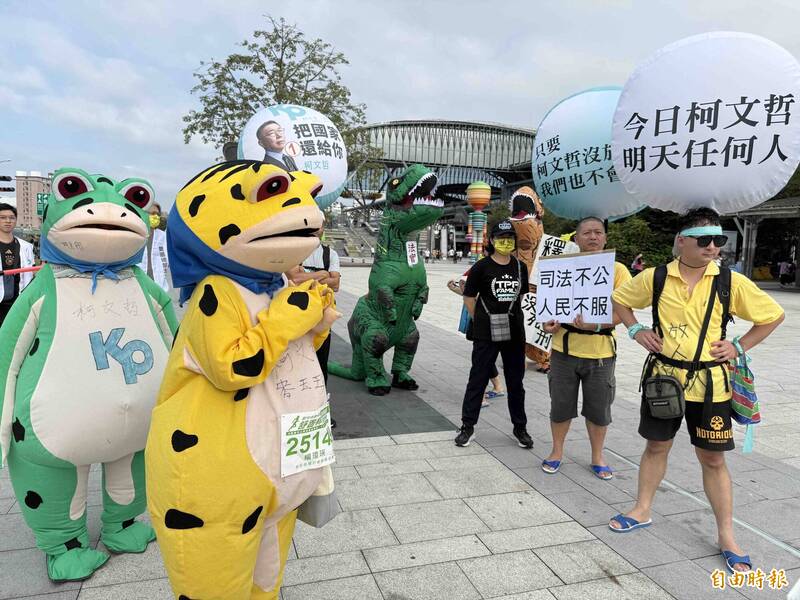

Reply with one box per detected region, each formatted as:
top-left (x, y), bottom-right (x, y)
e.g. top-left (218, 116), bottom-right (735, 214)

top-left (0, 168), bottom-right (178, 581)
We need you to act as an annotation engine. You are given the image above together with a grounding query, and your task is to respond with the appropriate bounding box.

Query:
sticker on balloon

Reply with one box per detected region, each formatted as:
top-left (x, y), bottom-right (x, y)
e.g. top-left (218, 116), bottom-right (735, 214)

top-left (238, 104), bottom-right (348, 210)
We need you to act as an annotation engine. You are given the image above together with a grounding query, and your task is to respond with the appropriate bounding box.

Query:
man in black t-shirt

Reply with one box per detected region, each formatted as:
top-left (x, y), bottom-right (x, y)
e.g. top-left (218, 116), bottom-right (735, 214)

top-left (456, 220), bottom-right (533, 449)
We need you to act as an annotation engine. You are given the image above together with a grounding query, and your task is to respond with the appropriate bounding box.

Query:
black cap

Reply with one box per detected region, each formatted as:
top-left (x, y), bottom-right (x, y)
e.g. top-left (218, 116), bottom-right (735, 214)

top-left (490, 219), bottom-right (515, 238)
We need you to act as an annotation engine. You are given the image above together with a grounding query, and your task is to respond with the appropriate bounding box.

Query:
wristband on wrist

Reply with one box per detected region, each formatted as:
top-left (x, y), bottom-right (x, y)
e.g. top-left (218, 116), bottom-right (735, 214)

top-left (732, 336), bottom-right (745, 357)
top-left (627, 323), bottom-right (648, 339)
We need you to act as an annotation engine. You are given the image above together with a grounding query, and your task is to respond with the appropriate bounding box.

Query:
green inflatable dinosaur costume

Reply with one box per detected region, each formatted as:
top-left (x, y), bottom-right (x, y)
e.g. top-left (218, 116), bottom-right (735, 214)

top-left (329, 164), bottom-right (443, 395)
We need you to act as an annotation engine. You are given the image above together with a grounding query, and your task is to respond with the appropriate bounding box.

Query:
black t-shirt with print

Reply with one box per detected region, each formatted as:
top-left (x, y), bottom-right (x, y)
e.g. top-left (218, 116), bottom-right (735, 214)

top-left (463, 256), bottom-right (528, 342)
top-left (0, 238), bottom-right (20, 305)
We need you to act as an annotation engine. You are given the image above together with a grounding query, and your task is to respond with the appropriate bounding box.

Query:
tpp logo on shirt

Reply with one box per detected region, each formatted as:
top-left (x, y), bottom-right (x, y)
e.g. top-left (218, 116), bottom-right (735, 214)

top-left (491, 276), bottom-right (520, 302)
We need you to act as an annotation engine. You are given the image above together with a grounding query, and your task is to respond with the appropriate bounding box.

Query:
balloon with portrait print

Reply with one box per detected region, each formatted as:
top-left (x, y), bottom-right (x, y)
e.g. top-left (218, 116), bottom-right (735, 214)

top-left (238, 105), bottom-right (348, 210)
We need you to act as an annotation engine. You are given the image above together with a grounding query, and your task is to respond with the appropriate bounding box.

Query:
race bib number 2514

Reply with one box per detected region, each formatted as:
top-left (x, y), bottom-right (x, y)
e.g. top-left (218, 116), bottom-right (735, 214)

top-left (280, 403), bottom-right (335, 477)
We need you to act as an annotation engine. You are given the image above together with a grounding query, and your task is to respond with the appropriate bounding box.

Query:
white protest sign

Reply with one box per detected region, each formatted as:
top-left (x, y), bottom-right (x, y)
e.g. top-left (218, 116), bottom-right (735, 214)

top-left (521, 292), bottom-right (553, 352)
top-left (536, 250), bottom-right (615, 324)
top-left (150, 228), bottom-right (169, 292)
top-left (612, 32), bottom-right (800, 214)
top-left (280, 403), bottom-right (335, 478)
top-left (530, 234), bottom-right (581, 283)
top-left (406, 241), bottom-right (418, 266)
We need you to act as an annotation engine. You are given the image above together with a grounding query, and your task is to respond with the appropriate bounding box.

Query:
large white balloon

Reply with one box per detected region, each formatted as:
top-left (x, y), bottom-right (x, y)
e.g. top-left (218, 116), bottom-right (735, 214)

top-left (612, 32), bottom-right (800, 214)
top-left (238, 105), bottom-right (348, 210)
top-left (533, 87), bottom-right (643, 221)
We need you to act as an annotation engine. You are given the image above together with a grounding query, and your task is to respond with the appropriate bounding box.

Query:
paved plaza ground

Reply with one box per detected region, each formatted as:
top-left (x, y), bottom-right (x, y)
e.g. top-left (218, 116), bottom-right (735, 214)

top-left (1, 262), bottom-right (799, 599)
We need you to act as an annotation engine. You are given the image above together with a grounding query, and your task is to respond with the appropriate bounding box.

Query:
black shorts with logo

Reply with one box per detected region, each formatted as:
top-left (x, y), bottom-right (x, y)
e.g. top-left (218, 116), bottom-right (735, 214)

top-left (638, 398), bottom-right (735, 451)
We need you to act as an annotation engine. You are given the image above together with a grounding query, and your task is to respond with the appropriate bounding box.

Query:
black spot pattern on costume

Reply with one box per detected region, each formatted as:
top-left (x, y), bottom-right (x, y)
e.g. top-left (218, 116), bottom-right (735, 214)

top-left (232, 349), bottom-right (264, 377)
top-left (171, 430), bottom-right (199, 452)
top-left (179, 596), bottom-right (192, 600)
top-left (64, 537), bottom-right (82, 550)
top-left (230, 183), bottom-right (245, 200)
top-left (124, 202), bottom-right (140, 214)
top-left (281, 197), bottom-right (301, 208)
top-left (188, 194), bottom-right (205, 217)
top-left (42, 205), bottom-right (48, 222)
top-left (96, 177), bottom-right (113, 185)
top-left (29, 338), bottom-right (40, 356)
top-left (25, 491), bottom-right (43, 509)
top-left (302, 170), bottom-right (312, 174)
top-left (233, 388), bottom-right (249, 401)
top-left (218, 224), bottom-right (241, 245)
top-left (198, 284), bottom-right (218, 316)
top-left (241, 506), bottom-right (263, 534)
top-left (287, 291), bottom-right (309, 310)
top-left (122, 519), bottom-right (135, 529)
top-left (73, 197), bottom-right (94, 209)
top-left (165, 509), bottom-right (204, 529)
top-left (12, 419), bottom-right (24, 442)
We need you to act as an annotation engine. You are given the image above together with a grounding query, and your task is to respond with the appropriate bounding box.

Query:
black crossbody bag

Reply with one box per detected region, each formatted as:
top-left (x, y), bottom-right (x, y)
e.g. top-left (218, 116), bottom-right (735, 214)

top-left (640, 267), bottom-right (729, 420)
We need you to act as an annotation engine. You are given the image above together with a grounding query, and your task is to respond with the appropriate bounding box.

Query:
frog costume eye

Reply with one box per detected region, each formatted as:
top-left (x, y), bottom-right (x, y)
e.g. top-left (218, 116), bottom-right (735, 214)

top-left (53, 171), bottom-right (94, 201)
top-left (255, 173), bottom-right (291, 203)
top-left (118, 181), bottom-right (155, 210)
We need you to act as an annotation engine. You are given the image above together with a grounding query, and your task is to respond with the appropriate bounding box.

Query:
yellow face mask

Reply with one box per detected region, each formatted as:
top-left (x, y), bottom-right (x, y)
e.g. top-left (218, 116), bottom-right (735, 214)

top-left (493, 238), bottom-right (515, 255)
top-left (149, 214), bottom-right (161, 228)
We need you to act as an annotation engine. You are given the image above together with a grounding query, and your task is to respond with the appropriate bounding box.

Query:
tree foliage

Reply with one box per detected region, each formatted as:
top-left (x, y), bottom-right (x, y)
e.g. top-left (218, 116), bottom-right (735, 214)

top-left (607, 215), bottom-right (675, 268)
top-left (182, 16), bottom-right (374, 167)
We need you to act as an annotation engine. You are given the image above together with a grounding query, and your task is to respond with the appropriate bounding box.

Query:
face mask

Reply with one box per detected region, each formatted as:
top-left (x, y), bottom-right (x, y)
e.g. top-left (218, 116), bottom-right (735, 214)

top-left (149, 214), bottom-right (161, 228)
top-left (494, 239), bottom-right (515, 255)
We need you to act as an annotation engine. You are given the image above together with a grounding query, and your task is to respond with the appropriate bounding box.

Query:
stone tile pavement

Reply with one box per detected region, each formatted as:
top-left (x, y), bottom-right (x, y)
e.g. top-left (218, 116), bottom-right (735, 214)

top-left (1, 263), bottom-right (799, 598)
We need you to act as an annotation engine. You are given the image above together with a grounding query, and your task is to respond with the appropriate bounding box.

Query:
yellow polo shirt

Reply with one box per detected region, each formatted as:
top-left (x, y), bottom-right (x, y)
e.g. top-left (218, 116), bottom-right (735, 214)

top-left (612, 260), bottom-right (784, 402)
top-left (551, 262), bottom-right (631, 359)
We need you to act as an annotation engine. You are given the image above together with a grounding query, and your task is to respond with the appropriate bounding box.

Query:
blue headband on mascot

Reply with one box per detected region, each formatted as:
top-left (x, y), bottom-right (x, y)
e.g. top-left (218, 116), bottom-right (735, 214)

top-left (167, 205), bottom-right (285, 305)
top-left (40, 235), bottom-right (145, 294)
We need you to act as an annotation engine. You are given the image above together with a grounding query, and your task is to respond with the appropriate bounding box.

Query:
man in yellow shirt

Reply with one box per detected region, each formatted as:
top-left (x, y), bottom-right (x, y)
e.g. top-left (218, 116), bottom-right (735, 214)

top-left (542, 217), bottom-right (631, 480)
top-left (609, 208), bottom-right (784, 575)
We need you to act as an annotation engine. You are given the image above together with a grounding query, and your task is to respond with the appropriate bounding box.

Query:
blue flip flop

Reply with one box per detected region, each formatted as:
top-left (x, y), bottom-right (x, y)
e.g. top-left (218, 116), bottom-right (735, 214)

top-left (608, 514), bottom-right (652, 533)
top-left (591, 464), bottom-right (614, 480)
top-left (484, 390), bottom-right (505, 400)
top-left (541, 459), bottom-right (561, 474)
top-left (721, 550), bottom-right (752, 574)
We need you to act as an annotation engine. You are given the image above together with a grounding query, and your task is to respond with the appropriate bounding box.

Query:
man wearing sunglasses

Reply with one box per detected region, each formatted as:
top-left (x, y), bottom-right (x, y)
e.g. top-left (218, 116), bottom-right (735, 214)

top-left (608, 208), bottom-right (784, 575)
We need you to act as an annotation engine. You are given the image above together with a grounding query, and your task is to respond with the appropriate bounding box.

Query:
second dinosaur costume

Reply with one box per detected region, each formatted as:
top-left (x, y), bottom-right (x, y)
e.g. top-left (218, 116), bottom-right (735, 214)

top-left (328, 164), bottom-right (443, 395)
top-left (509, 186), bottom-right (551, 370)
top-left (146, 160), bottom-right (339, 600)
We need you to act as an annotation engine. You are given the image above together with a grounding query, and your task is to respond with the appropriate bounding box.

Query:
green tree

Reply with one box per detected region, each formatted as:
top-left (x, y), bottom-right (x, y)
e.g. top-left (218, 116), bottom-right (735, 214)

top-left (182, 16), bottom-right (374, 168)
top-left (607, 215), bottom-right (674, 269)
top-left (486, 200), bottom-right (510, 232)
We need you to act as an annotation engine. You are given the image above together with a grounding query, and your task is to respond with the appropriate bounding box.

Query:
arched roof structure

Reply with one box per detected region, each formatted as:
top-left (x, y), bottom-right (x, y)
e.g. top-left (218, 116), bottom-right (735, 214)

top-left (349, 120), bottom-right (535, 202)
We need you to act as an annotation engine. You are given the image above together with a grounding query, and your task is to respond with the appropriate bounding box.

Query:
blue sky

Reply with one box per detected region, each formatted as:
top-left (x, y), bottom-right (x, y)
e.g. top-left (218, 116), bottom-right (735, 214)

top-left (2, 0), bottom-right (799, 207)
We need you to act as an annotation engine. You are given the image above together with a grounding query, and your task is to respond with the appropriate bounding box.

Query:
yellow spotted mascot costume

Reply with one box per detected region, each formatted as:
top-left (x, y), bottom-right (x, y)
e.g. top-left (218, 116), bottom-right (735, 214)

top-left (146, 160), bottom-right (340, 599)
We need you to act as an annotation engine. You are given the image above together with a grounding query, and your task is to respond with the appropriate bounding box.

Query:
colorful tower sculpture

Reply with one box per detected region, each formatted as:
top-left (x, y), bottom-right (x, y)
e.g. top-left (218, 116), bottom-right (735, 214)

top-left (466, 181), bottom-right (491, 262)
